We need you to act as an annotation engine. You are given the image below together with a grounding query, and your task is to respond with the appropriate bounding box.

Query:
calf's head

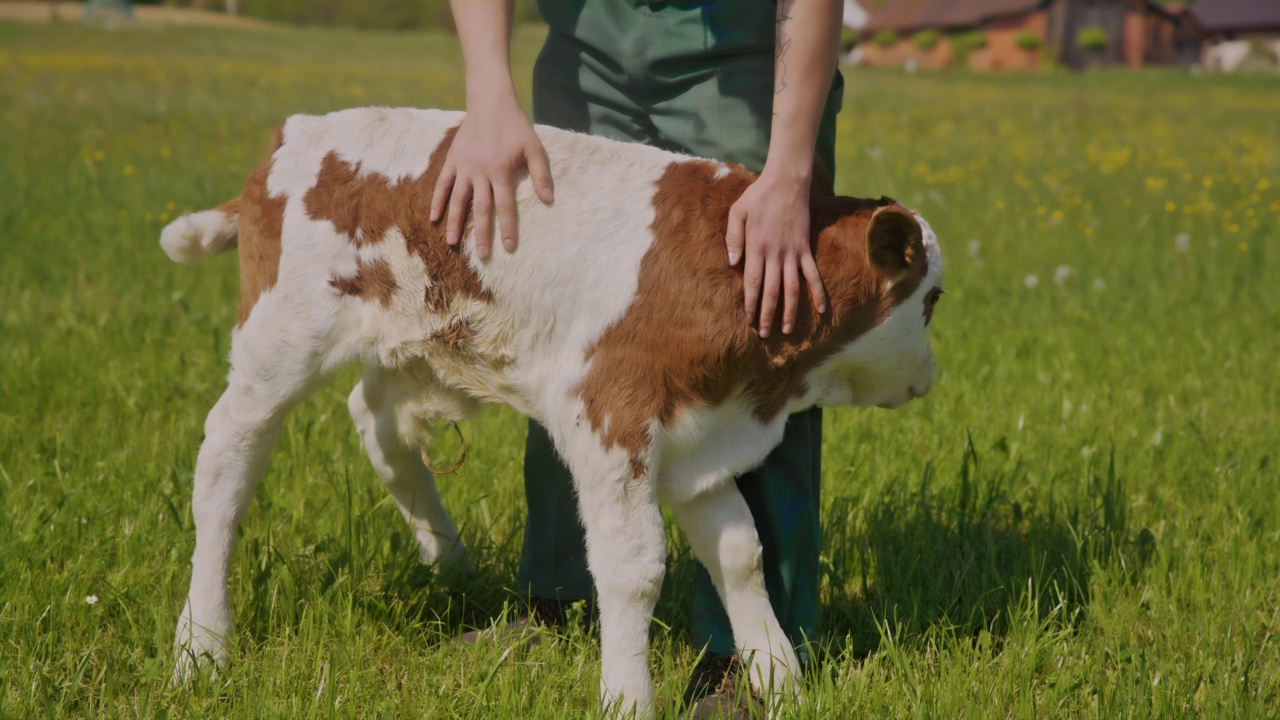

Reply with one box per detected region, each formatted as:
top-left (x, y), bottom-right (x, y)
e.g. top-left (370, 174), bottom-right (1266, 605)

top-left (806, 200), bottom-right (945, 410)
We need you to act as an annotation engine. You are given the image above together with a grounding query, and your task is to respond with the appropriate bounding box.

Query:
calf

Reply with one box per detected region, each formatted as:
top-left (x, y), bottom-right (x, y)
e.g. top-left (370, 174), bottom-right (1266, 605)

top-left (162, 108), bottom-right (944, 716)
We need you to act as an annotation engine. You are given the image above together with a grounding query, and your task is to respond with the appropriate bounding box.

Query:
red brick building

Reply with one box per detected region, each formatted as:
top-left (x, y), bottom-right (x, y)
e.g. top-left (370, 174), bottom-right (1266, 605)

top-left (858, 0), bottom-right (1187, 70)
top-left (859, 0), bottom-right (1050, 70)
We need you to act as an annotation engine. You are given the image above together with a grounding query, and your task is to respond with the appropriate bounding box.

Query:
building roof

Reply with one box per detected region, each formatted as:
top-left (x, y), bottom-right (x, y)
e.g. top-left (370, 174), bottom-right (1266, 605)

top-left (863, 0), bottom-right (1047, 34)
top-left (1188, 0), bottom-right (1280, 33)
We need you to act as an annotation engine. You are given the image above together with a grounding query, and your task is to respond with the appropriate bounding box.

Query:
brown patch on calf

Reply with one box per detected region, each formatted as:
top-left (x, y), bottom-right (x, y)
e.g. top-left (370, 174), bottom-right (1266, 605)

top-left (431, 318), bottom-right (476, 352)
top-left (236, 124), bottom-right (287, 328)
top-left (330, 257), bottom-right (397, 307)
top-left (216, 196), bottom-right (241, 217)
top-left (302, 127), bottom-right (492, 313)
top-left (303, 155), bottom-right (395, 247)
top-left (574, 161), bottom-right (927, 474)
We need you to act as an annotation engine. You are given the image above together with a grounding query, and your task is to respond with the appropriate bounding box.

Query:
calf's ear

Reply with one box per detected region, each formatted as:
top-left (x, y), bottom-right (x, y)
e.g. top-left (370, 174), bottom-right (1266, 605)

top-left (867, 205), bottom-right (924, 279)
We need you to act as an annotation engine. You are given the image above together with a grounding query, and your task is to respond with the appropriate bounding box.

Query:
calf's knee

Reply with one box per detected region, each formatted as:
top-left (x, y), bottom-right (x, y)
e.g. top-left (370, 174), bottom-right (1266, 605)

top-left (716, 524), bottom-right (765, 590)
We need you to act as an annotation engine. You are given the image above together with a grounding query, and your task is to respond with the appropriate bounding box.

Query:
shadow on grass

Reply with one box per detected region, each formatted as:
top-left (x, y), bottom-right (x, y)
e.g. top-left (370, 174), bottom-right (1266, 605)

top-left (232, 505), bottom-right (528, 650)
top-left (233, 438), bottom-right (1154, 664)
top-left (820, 438), bottom-right (1156, 660)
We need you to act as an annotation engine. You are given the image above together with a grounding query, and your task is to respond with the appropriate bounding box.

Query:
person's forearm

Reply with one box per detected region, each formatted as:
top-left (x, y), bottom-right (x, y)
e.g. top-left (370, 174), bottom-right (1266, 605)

top-left (449, 0), bottom-right (519, 110)
top-left (766, 0), bottom-right (842, 181)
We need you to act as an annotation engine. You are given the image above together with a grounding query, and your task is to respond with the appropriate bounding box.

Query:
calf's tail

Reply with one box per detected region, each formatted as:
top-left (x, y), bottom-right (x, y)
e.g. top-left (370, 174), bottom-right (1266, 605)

top-left (160, 198), bottom-right (241, 263)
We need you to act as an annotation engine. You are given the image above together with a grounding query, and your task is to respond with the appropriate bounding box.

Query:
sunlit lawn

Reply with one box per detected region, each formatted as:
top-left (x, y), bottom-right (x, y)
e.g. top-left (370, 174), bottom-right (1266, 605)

top-left (1, 20), bottom-right (1277, 718)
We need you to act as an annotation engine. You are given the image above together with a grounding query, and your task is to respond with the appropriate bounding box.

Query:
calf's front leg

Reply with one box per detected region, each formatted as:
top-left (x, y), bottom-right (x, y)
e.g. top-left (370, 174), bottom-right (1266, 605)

top-left (669, 481), bottom-right (800, 704)
top-left (561, 438), bottom-right (666, 717)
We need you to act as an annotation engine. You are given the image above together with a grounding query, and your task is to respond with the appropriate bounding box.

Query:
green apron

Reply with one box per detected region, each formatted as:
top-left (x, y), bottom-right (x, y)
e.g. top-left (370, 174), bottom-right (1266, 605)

top-left (519, 0), bottom-right (843, 660)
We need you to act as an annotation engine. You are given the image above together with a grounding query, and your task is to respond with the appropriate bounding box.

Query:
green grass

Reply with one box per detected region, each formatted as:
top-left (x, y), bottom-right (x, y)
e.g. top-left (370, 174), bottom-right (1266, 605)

top-left (2, 21), bottom-right (1278, 718)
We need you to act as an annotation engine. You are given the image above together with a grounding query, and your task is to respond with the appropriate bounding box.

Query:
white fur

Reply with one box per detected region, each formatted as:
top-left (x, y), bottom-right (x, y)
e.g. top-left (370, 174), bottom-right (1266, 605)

top-left (657, 392), bottom-right (790, 505)
top-left (160, 209), bottom-right (238, 263)
top-left (163, 107), bottom-right (943, 717)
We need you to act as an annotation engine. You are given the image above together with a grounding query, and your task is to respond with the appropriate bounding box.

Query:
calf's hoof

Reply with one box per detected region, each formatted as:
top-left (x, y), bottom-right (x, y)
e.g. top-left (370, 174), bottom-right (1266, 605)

top-left (171, 605), bottom-right (230, 685)
top-left (170, 643), bottom-right (225, 686)
top-left (419, 536), bottom-right (475, 576)
top-left (681, 653), bottom-right (767, 720)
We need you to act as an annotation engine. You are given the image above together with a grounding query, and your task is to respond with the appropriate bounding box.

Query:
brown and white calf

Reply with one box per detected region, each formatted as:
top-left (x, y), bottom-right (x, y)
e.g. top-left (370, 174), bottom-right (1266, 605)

top-left (161, 108), bottom-right (944, 715)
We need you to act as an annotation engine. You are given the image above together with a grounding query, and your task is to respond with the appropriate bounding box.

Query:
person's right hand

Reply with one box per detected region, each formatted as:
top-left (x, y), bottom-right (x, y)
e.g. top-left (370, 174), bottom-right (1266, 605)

top-left (430, 96), bottom-right (555, 259)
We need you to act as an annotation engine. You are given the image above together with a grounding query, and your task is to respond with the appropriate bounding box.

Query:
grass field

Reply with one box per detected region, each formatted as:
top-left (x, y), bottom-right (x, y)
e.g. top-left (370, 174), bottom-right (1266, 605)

top-left (1, 20), bottom-right (1278, 719)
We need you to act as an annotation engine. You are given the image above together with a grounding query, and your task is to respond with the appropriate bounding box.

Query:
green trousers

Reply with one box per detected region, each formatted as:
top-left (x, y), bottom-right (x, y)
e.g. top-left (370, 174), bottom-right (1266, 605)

top-left (518, 0), bottom-right (843, 659)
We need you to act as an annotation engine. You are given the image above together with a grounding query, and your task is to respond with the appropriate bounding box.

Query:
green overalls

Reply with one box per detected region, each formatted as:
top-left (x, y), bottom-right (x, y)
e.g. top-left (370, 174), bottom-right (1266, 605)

top-left (518, 0), bottom-right (843, 660)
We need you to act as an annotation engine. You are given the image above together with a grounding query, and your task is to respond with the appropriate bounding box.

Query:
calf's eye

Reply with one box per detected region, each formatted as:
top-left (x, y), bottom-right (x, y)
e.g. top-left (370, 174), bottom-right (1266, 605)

top-left (924, 287), bottom-right (944, 324)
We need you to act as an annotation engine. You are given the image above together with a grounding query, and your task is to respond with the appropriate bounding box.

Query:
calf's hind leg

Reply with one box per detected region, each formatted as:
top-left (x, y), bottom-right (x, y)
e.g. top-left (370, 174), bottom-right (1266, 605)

top-left (172, 321), bottom-right (329, 682)
top-left (347, 366), bottom-right (471, 572)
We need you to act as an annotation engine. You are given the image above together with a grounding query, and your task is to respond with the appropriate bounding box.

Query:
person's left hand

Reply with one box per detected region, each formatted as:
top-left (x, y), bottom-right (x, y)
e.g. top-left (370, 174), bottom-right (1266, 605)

top-left (726, 167), bottom-right (827, 338)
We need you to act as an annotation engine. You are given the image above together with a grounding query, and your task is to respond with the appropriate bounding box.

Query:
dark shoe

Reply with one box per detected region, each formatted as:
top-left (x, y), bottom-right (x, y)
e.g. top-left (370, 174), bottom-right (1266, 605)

top-left (680, 652), bottom-right (765, 719)
top-left (458, 596), bottom-right (571, 646)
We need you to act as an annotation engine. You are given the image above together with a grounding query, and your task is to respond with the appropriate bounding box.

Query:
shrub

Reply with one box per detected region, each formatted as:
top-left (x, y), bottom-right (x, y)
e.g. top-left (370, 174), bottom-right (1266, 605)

top-left (1076, 26), bottom-right (1109, 52)
top-left (841, 27), bottom-right (860, 51)
top-left (948, 30), bottom-right (987, 67)
top-left (874, 29), bottom-right (899, 48)
top-left (954, 31), bottom-right (988, 51)
top-left (912, 29), bottom-right (940, 51)
top-left (1015, 29), bottom-right (1044, 51)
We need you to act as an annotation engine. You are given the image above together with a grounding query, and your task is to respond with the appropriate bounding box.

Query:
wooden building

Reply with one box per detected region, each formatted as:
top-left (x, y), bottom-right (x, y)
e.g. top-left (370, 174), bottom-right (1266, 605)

top-left (1186, 0), bottom-right (1280, 71)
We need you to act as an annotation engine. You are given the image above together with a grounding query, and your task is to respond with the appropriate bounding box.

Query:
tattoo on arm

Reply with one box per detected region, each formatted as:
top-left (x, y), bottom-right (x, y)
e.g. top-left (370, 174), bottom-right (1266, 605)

top-left (775, 0), bottom-right (792, 98)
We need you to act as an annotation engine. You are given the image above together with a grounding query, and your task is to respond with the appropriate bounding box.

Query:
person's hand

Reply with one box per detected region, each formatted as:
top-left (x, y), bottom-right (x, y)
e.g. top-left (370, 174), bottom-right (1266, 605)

top-left (429, 96), bottom-right (554, 259)
top-left (725, 167), bottom-right (826, 338)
